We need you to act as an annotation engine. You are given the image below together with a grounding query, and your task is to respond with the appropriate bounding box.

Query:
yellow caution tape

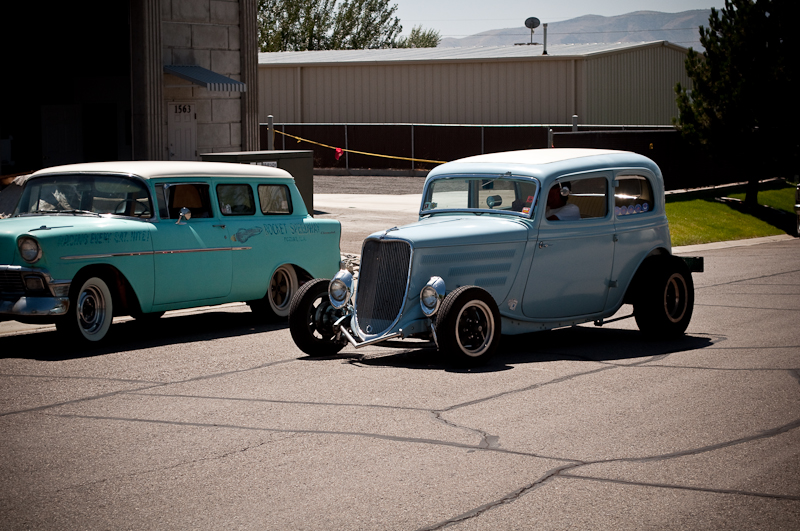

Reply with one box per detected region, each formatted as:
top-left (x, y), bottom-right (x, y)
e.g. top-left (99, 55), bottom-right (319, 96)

top-left (273, 130), bottom-right (447, 165)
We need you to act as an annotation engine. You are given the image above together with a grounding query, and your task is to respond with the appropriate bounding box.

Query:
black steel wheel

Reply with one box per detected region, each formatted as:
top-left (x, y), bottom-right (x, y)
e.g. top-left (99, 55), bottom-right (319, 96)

top-left (633, 255), bottom-right (695, 338)
top-left (435, 286), bottom-right (501, 365)
top-left (288, 279), bottom-right (346, 357)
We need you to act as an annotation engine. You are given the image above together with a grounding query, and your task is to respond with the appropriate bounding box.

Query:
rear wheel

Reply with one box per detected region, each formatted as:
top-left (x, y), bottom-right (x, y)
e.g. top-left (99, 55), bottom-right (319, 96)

top-left (288, 279), bottom-right (346, 357)
top-left (633, 256), bottom-right (694, 338)
top-left (250, 264), bottom-right (298, 320)
top-left (56, 276), bottom-right (114, 342)
top-left (435, 286), bottom-right (500, 365)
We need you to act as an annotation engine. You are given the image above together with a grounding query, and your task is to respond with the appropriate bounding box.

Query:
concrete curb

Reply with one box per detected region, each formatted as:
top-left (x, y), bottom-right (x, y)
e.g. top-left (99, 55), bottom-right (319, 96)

top-left (673, 234), bottom-right (795, 254)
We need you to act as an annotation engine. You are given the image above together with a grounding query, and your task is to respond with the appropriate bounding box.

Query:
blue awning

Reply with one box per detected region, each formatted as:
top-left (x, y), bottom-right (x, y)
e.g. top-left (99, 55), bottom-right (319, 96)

top-left (164, 65), bottom-right (246, 92)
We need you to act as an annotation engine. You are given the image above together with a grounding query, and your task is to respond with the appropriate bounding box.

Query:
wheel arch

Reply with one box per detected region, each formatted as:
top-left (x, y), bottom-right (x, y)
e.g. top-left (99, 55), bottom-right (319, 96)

top-left (286, 263), bottom-right (314, 285)
top-left (70, 264), bottom-right (140, 317)
top-left (622, 248), bottom-right (672, 305)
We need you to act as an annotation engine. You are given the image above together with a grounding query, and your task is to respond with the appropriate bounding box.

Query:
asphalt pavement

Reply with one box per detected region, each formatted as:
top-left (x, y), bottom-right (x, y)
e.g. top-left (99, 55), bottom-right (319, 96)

top-left (1, 182), bottom-right (799, 530)
top-left (1, 237), bottom-right (798, 529)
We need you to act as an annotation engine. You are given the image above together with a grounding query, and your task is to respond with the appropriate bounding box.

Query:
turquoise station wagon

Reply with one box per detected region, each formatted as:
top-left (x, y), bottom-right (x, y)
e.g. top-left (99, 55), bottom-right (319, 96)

top-left (289, 149), bottom-right (702, 364)
top-left (0, 161), bottom-right (341, 342)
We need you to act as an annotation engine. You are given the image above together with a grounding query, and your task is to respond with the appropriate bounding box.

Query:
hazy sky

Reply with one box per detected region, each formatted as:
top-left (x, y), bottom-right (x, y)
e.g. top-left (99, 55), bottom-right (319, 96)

top-left (394, 0), bottom-right (726, 38)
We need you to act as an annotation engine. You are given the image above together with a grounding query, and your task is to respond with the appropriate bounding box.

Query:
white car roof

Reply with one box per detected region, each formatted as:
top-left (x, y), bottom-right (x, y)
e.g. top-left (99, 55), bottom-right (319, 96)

top-left (427, 148), bottom-right (663, 184)
top-left (452, 148), bottom-right (625, 165)
top-left (31, 160), bottom-right (293, 180)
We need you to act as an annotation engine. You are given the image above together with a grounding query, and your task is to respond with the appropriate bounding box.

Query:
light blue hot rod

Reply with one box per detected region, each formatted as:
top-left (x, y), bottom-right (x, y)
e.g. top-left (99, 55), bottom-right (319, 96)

top-left (289, 148), bottom-right (702, 364)
top-left (0, 161), bottom-right (341, 342)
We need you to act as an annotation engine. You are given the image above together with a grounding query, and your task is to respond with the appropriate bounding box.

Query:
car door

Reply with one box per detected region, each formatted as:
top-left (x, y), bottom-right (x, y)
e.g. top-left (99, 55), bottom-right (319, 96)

top-left (522, 174), bottom-right (615, 319)
top-left (150, 182), bottom-right (232, 305)
top-left (215, 181), bottom-right (270, 300)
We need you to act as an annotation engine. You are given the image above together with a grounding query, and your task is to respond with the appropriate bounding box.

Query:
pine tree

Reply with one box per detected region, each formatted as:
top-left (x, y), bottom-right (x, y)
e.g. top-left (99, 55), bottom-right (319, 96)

top-left (674, 0), bottom-right (798, 206)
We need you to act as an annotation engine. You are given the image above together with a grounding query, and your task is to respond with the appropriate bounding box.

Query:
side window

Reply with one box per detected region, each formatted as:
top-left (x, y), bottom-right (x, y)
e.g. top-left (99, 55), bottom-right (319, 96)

top-left (157, 183), bottom-right (213, 219)
top-left (546, 177), bottom-right (607, 221)
top-left (615, 175), bottom-right (654, 216)
top-left (258, 184), bottom-right (292, 215)
top-left (217, 184), bottom-right (255, 216)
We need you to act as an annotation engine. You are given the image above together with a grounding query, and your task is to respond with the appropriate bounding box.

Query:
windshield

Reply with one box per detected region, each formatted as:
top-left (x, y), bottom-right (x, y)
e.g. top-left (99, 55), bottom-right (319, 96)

top-left (421, 175), bottom-right (539, 217)
top-left (14, 174), bottom-right (152, 218)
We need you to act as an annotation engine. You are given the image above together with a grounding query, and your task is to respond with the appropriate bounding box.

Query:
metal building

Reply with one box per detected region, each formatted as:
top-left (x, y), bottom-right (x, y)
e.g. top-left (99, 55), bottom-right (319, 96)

top-left (257, 41), bottom-right (690, 126)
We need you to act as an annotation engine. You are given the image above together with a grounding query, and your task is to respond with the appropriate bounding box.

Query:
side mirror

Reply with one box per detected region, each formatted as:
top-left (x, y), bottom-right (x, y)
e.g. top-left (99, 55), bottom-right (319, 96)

top-left (176, 206), bottom-right (192, 224)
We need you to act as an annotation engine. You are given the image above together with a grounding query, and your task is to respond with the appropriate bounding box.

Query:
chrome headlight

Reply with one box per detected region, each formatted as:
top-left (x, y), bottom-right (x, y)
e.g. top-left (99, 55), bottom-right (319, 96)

top-left (18, 236), bottom-right (42, 263)
top-left (420, 276), bottom-right (445, 317)
top-left (329, 269), bottom-right (353, 309)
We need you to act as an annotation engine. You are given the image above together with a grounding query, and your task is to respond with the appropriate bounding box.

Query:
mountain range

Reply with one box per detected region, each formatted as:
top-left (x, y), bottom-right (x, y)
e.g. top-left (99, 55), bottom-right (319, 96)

top-left (438, 10), bottom-right (711, 50)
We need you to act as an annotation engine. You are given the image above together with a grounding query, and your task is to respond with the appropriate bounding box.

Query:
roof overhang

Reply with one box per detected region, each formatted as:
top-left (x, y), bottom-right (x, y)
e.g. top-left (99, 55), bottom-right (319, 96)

top-left (164, 65), bottom-right (246, 92)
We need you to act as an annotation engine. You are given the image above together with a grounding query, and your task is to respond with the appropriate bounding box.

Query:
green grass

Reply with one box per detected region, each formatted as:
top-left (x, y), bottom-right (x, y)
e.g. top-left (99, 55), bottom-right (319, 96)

top-left (665, 180), bottom-right (797, 247)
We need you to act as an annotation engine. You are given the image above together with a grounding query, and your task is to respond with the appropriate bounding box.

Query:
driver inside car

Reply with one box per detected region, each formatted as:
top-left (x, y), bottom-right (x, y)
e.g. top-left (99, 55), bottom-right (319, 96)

top-left (545, 182), bottom-right (580, 220)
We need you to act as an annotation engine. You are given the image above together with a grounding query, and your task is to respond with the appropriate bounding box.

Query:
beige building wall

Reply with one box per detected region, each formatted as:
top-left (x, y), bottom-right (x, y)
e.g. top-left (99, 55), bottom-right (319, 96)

top-left (258, 42), bottom-right (688, 126)
top-left (583, 44), bottom-right (691, 125)
top-left (260, 60), bottom-right (577, 125)
top-left (161, 0), bottom-right (258, 157)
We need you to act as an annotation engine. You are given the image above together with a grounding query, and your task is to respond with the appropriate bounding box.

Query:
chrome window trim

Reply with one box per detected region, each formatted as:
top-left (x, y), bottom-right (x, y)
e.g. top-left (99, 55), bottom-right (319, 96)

top-left (17, 171), bottom-right (157, 221)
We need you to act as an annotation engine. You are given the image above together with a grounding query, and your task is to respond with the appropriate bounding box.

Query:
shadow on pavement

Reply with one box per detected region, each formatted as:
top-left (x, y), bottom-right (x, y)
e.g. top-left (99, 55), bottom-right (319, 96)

top-left (0, 310), bottom-right (288, 361)
top-left (352, 327), bottom-right (717, 373)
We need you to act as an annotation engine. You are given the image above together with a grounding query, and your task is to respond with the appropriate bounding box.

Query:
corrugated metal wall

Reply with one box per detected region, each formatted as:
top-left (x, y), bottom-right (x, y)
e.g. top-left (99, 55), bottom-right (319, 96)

top-left (260, 60), bottom-right (577, 124)
top-left (258, 44), bottom-right (688, 126)
top-left (583, 46), bottom-right (690, 125)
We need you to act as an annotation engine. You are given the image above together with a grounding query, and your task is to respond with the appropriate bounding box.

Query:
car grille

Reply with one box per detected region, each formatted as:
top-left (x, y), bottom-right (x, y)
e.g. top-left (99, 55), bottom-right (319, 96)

top-left (0, 271), bottom-right (25, 295)
top-left (355, 239), bottom-right (411, 335)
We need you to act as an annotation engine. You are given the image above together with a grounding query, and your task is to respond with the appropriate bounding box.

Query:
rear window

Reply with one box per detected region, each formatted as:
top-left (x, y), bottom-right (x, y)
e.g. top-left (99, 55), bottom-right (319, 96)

top-left (258, 184), bottom-right (292, 215)
top-left (615, 175), bottom-right (654, 216)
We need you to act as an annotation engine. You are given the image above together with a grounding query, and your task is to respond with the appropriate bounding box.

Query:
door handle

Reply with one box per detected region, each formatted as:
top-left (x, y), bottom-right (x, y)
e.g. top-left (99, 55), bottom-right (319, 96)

top-left (213, 224), bottom-right (226, 229)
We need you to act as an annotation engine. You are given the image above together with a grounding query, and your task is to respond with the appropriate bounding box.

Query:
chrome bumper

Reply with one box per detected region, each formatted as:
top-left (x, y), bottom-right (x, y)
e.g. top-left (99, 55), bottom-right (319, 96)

top-left (334, 315), bottom-right (434, 350)
top-left (0, 296), bottom-right (70, 317)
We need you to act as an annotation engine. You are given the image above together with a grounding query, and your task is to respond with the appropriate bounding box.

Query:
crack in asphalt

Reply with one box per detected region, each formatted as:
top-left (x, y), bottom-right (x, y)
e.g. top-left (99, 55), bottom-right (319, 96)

top-left (5, 346), bottom-right (799, 527)
top-left (557, 474), bottom-right (800, 501)
top-left (36, 362), bottom-right (800, 530)
top-left (695, 268), bottom-right (800, 290)
top-left (418, 366), bottom-right (800, 529)
top-left (419, 412), bottom-right (800, 530)
top-left (0, 358), bottom-right (297, 418)
top-left (696, 303), bottom-right (800, 312)
top-left (48, 413), bottom-right (548, 460)
top-left (48, 438), bottom-right (286, 495)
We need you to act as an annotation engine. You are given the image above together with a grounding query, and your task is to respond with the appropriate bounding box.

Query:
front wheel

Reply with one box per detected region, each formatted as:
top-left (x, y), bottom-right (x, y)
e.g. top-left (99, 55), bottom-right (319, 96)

top-left (435, 286), bottom-right (501, 365)
top-left (633, 256), bottom-right (694, 338)
top-left (56, 276), bottom-right (114, 342)
top-left (288, 279), bottom-right (346, 357)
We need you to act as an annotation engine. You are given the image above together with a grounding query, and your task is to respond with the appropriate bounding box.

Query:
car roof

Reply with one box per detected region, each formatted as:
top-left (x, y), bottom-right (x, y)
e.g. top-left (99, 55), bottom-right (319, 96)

top-left (30, 160), bottom-right (293, 181)
top-left (427, 148), bottom-right (663, 184)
